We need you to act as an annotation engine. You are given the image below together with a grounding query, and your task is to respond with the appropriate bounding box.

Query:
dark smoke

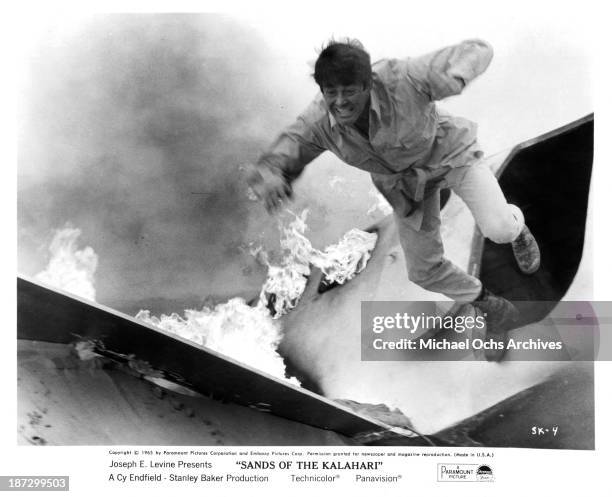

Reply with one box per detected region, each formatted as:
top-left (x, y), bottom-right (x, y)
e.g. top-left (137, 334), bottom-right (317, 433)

top-left (18, 14), bottom-right (302, 311)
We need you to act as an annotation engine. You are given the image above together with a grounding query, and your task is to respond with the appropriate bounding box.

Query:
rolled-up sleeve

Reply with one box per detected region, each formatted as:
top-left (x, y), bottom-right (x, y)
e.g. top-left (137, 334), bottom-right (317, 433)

top-left (404, 39), bottom-right (494, 101)
top-left (256, 102), bottom-right (327, 183)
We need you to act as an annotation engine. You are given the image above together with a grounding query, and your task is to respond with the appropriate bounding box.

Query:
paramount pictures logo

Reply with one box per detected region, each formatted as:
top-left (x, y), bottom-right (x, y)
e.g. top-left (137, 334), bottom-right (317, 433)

top-left (437, 464), bottom-right (494, 482)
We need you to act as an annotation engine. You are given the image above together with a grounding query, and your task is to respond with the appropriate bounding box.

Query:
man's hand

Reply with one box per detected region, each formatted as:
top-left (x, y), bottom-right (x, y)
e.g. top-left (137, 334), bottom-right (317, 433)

top-left (244, 163), bottom-right (293, 214)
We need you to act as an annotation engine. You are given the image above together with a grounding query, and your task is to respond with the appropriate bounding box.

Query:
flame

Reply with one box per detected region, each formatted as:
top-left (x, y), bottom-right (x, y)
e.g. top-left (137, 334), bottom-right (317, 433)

top-left (34, 226), bottom-right (98, 302)
top-left (137, 210), bottom-right (376, 383)
top-left (136, 299), bottom-right (298, 384)
top-left (315, 228), bottom-right (378, 284)
top-left (258, 209), bottom-right (377, 317)
top-left (35, 213), bottom-right (377, 386)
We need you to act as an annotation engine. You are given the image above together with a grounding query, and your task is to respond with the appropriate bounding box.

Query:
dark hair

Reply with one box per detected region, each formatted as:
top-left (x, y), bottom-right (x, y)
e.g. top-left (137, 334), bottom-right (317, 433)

top-left (313, 39), bottom-right (372, 90)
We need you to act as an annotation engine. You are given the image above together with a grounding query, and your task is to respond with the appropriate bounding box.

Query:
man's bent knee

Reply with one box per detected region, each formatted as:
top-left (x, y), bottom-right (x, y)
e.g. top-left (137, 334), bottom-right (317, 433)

top-left (481, 220), bottom-right (517, 244)
top-left (480, 205), bottom-right (524, 244)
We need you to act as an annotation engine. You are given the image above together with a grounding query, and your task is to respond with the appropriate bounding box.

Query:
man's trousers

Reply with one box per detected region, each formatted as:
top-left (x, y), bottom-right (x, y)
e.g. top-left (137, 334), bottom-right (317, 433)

top-left (394, 160), bottom-right (524, 302)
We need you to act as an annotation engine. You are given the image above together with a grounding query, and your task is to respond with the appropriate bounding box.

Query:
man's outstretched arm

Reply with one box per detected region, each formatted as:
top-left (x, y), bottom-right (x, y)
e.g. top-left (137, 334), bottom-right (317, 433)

top-left (246, 108), bottom-right (326, 213)
top-left (404, 39), bottom-right (494, 101)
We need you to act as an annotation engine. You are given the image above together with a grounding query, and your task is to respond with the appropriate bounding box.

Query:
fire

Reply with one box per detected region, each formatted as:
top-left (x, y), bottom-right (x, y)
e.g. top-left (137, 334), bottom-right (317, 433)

top-left (34, 212), bottom-right (377, 386)
top-left (257, 209), bottom-right (377, 317)
top-left (136, 210), bottom-right (376, 383)
top-left (135, 298), bottom-right (298, 384)
top-left (314, 228), bottom-right (378, 284)
top-left (34, 226), bottom-right (98, 302)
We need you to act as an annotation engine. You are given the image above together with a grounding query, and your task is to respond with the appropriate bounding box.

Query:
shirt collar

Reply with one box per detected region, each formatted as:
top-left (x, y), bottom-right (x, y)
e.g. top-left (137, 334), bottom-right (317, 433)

top-left (328, 110), bottom-right (338, 128)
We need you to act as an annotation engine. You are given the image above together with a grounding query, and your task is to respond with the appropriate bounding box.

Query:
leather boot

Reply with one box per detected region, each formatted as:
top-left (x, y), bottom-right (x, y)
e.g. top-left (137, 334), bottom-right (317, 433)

top-left (512, 225), bottom-right (541, 274)
top-left (472, 287), bottom-right (519, 362)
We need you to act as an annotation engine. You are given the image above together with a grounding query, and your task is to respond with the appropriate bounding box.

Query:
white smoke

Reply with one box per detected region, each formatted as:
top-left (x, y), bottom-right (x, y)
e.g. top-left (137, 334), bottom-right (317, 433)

top-left (34, 226), bottom-right (98, 302)
top-left (329, 175), bottom-right (346, 189)
top-left (367, 190), bottom-right (393, 217)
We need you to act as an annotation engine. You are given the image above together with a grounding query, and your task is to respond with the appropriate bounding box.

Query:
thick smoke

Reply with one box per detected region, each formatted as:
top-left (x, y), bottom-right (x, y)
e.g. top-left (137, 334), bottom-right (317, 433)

top-left (18, 15), bottom-right (301, 311)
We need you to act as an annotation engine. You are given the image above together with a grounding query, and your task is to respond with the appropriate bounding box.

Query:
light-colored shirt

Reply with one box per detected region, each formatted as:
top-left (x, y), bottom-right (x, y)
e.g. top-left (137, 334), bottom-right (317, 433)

top-left (256, 39), bottom-right (494, 229)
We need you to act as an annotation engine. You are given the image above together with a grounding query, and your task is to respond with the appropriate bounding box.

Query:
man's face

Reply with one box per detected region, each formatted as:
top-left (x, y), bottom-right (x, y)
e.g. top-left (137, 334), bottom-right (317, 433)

top-left (321, 84), bottom-right (370, 126)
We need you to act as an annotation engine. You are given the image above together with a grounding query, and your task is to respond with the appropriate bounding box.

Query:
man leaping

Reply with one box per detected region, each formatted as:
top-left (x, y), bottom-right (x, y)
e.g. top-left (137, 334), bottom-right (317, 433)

top-left (246, 39), bottom-right (540, 361)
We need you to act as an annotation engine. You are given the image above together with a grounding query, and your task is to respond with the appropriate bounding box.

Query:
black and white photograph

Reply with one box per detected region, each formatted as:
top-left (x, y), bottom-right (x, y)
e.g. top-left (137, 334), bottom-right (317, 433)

top-left (7, 2), bottom-right (611, 493)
